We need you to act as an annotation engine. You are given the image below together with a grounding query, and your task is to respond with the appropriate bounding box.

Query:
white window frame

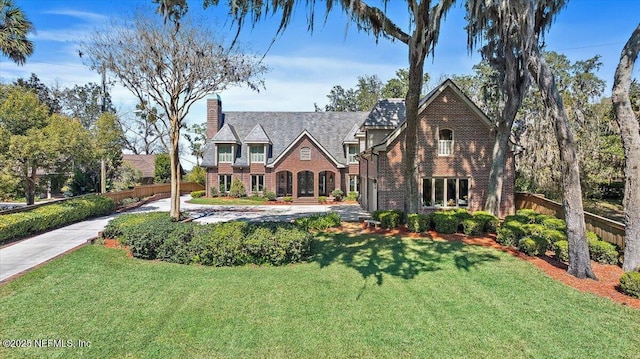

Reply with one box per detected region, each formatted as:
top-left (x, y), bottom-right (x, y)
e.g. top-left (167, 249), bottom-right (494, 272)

top-left (219, 174), bottom-right (232, 193)
top-left (348, 145), bottom-right (359, 164)
top-left (251, 174), bottom-right (265, 192)
top-left (218, 144), bottom-right (233, 163)
top-left (422, 177), bottom-right (469, 208)
top-left (438, 129), bottom-right (454, 156)
top-left (250, 145), bottom-right (265, 164)
top-left (300, 147), bottom-right (311, 161)
top-left (349, 174), bottom-right (359, 193)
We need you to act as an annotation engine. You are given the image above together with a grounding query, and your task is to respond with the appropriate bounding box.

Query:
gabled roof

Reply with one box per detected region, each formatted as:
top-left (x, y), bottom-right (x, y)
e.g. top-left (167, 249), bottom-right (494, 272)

top-left (375, 79), bottom-right (494, 152)
top-left (267, 130), bottom-right (345, 168)
top-left (342, 122), bottom-right (360, 144)
top-left (362, 98), bottom-right (406, 129)
top-left (244, 124), bottom-right (271, 144)
top-left (212, 123), bottom-right (240, 144)
top-left (201, 111), bottom-right (368, 168)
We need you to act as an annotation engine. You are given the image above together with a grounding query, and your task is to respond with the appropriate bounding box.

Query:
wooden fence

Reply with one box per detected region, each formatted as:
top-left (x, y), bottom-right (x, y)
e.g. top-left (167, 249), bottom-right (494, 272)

top-left (515, 192), bottom-right (626, 249)
top-left (101, 182), bottom-right (204, 203)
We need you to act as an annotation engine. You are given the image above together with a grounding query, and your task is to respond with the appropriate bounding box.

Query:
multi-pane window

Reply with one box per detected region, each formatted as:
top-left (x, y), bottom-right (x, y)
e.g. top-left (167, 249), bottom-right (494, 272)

top-left (300, 147), bottom-right (311, 160)
top-left (218, 144), bottom-right (233, 163)
top-left (422, 177), bottom-right (469, 207)
top-left (219, 174), bottom-right (232, 193)
top-left (348, 145), bottom-right (358, 164)
top-left (250, 145), bottom-right (265, 163)
top-left (438, 129), bottom-right (454, 156)
top-left (349, 174), bottom-right (359, 193)
top-left (251, 174), bottom-right (264, 192)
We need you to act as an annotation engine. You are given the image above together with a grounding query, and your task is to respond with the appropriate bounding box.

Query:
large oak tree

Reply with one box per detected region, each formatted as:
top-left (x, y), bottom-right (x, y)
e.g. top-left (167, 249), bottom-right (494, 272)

top-left (82, 10), bottom-right (266, 219)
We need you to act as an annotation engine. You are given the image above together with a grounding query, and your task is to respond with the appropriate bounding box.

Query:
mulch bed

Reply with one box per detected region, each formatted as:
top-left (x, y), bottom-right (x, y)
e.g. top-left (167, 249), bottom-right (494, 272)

top-left (338, 222), bottom-right (640, 309)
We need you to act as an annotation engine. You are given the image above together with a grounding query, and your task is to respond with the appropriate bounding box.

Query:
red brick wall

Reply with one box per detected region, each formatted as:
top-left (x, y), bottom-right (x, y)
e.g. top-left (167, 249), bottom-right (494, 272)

top-left (206, 98), bottom-right (222, 139)
top-left (378, 87), bottom-right (515, 217)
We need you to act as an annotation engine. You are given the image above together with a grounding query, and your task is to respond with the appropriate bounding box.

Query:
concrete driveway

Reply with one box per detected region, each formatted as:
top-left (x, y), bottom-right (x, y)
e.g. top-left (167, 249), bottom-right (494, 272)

top-left (0, 195), bottom-right (369, 283)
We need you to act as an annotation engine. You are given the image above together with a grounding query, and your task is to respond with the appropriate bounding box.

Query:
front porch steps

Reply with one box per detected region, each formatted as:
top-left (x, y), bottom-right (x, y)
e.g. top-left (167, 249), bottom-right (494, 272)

top-left (292, 197), bottom-right (318, 204)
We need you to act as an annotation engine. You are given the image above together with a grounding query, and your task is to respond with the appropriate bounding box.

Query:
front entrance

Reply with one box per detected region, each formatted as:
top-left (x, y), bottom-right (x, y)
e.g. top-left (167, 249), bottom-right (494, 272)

top-left (318, 171), bottom-right (335, 196)
top-left (277, 171), bottom-right (293, 197)
top-left (297, 171), bottom-right (314, 197)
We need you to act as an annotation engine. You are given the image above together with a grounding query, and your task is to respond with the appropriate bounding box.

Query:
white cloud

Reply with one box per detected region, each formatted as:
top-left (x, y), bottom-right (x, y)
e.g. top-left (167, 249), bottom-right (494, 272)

top-left (42, 9), bottom-right (109, 23)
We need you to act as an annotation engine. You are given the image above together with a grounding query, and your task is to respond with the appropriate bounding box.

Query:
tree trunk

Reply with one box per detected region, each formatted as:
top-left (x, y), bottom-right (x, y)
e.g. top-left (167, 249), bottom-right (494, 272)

top-left (403, 31), bottom-right (427, 215)
top-left (484, 120), bottom-right (512, 216)
top-left (23, 166), bottom-right (37, 205)
top-left (169, 123), bottom-right (181, 220)
top-left (612, 23), bottom-right (640, 272)
top-left (528, 48), bottom-right (596, 279)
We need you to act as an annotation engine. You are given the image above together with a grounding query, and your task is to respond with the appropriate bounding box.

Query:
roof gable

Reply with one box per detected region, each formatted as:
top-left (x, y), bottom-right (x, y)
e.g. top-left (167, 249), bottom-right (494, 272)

top-left (244, 124), bottom-right (272, 144)
top-left (378, 79), bottom-right (494, 151)
top-left (212, 123), bottom-right (240, 144)
top-left (362, 98), bottom-right (405, 129)
top-left (267, 130), bottom-right (345, 168)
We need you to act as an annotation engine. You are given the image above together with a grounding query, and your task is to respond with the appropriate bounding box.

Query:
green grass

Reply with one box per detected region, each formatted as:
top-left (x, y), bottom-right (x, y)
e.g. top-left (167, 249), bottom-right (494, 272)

top-left (187, 196), bottom-right (268, 205)
top-left (1, 233), bottom-right (640, 358)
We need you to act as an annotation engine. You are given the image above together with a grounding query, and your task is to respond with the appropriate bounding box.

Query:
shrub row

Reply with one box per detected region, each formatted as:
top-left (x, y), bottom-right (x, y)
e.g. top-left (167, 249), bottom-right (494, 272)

top-left (375, 209), bottom-right (498, 235)
top-left (294, 212), bottom-right (341, 231)
top-left (0, 195), bottom-right (115, 244)
top-left (190, 190), bottom-right (206, 198)
top-left (619, 271), bottom-right (640, 299)
top-left (102, 212), bottom-right (322, 266)
top-left (497, 209), bottom-right (619, 264)
top-left (371, 209), bottom-right (406, 229)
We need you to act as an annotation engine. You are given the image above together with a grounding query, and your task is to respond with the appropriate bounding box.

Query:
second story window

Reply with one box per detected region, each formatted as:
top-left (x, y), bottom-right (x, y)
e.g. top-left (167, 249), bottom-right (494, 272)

top-left (438, 129), bottom-right (454, 156)
top-left (250, 145), bottom-right (265, 163)
top-left (300, 147), bottom-right (311, 161)
top-left (218, 144), bottom-right (233, 163)
top-left (348, 145), bottom-right (358, 164)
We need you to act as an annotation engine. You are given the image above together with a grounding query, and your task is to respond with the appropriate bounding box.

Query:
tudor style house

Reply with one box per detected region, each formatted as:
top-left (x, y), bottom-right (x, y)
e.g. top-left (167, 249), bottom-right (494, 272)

top-left (201, 79), bottom-right (515, 217)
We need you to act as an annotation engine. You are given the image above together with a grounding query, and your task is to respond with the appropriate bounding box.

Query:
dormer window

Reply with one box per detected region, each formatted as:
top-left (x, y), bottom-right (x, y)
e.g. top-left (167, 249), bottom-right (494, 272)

top-left (250, 145), bottom-right (265, 163)
top-left (438, 129), bottom-right (453, 156)
top-left (348, 145), bottom-right (358, 164)
top-left (300, 147), bottom-right (311, 161)
top-left (218, 144), bottom-right (233, 163)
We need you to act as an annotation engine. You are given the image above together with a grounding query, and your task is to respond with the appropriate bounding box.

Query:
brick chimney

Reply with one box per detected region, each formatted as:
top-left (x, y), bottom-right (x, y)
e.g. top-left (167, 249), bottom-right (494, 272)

top-left (206, 95), bottom-right (222, 139)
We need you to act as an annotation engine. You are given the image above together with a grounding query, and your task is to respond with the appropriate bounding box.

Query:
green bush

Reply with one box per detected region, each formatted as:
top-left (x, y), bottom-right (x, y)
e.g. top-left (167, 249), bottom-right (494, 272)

top-left (0, 195), bottom-right (115, 244)
top-left (541, 217), bottom-right (567, 232)
top-left (515, 209), bottom-right (541, 223)
top-left (264, 191), bottom-right (277, 201)
top-left (462, 218), bottom-right (484, 235)
top-left (432, 212), bottom-right (458, 234)
top-left (331, 189), bottom-right (344, 201)
top-left (102, 212), bottom-right (168, 240)
top-left (379, 210), bottom-right (404, 229)
top-left (619, 272), bottom-right (640, 299)
top-left (318, 196), bottom-right (327, 203)
top-left (294, 212), bottom-right (341, 231)
top-left (156, 223), bottom-right (196, 264)
top-left (407, 213), bottom-right (431, 233)
top-left (283, 196), bottom-right (293, 203)
top-left (229, 178), bottom-right (246, 198)
top-left (116, 215), bottom-right (188, 260)
top-left (496, 220), bottom-right (526, 247)
top-left (518, 235), bottom-right (550, 256)
top-left (190, 190), bottom-right (205, 198)
top-left (523, 223), bottom-right (546, 237)
top-left (554, 240), bottom-right (569, 262)
top-left (472, 211), bottom-right (499, 233)
top-left (210, 187), bottom-right (219, 197)
top-left (346, 191), bottom-right (358, 201)
top-left (541, 229), bottom-right (567, 244)
top-left (586, 231), bottom-right (600, 244)
top-left (587, 238), bottom-right (619, 265)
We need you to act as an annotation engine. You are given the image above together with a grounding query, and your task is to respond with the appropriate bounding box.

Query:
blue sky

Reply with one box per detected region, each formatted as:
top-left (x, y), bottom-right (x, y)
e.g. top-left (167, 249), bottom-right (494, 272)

top-left (1, 0), bottom-right (639, 164)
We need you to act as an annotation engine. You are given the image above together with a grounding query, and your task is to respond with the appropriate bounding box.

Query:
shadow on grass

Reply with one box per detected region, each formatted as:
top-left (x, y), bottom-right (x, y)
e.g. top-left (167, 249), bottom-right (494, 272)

top-left (312, 232), bottom-right (501, 290)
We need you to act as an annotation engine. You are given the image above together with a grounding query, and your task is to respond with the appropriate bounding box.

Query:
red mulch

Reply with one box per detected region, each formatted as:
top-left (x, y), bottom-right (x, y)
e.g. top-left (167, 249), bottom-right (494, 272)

top-left (102, 239), bottom-right (132, 258)
top-left (341, 222), bottom-right (640, 309)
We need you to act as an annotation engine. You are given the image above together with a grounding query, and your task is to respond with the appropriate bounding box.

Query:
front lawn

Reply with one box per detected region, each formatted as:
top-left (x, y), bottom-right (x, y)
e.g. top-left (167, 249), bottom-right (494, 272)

top-left (187, 196), bottom-right (268, 205)
top-left (1, 232), bottom-right (639, 358)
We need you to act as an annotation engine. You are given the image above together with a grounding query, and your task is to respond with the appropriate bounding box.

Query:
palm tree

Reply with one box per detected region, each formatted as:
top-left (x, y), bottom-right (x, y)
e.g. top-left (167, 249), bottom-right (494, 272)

top-left (612, 23), bottom-right (640, 272)
top-left (0, 0), bottom-right (34, 65)
top-left (467, 0), bottom-right (595, 279)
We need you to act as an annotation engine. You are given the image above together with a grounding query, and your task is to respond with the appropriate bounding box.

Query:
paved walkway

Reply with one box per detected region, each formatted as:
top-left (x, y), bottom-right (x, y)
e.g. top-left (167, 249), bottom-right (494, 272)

top-left (0, 196), bottom-right (369, 283)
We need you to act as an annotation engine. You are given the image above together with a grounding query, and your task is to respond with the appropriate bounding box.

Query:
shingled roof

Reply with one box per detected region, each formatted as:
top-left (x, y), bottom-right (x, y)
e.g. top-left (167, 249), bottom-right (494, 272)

top-left (362, 98), bottom-right (406, 128)
top-left (201, 111), bottom-right (368, 168)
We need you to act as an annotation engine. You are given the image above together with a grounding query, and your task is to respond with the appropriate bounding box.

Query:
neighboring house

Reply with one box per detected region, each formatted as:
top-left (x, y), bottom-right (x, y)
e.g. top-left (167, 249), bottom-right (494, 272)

top-left (122, 154), bottom-right (156, 184)
top-left (201, 80), bottom-right (515, 216)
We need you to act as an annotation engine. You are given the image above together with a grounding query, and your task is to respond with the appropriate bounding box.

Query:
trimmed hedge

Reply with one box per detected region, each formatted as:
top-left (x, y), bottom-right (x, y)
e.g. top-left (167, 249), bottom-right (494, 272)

top-left (432, 212), bottom-right (458, 234)
top-left (461, 218), bottom-right (483, 235)
top-left (518, 235), bottom-right (550, 256)
top-left (496, 218), bottom-right (526, 247)
top-left (0, 195), bottom-right (115, 244)
top-left (586, 231), bottom-right (619, 265)
top-left (407, 213), bottom-right (431, 233)
top-left (372, 210), bottom-right (405, 229)
top-left (472, 211), bottom-right (499, 233)
top-left (190, 190), bottom-right (205, 198)
top-left (619, 272), bottom-right (640, 299)
top-left (102, 214), bottom-right (312, 266)
top-left (294, 212), bottom-right (341, 231)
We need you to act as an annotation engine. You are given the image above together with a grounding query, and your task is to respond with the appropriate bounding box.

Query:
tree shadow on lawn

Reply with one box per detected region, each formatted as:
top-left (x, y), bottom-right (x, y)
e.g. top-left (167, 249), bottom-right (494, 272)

top-left (311, 232), bottom-right (501, 289)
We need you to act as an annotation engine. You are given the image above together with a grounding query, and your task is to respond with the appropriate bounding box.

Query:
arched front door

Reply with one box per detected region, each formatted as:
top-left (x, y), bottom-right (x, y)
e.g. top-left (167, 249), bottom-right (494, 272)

top-left (276, 171), bottom-right (292, 197)
top-left (297, 171), bottom-right (314, 197)
top-left (318, 171), bottom-right (335, 196)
